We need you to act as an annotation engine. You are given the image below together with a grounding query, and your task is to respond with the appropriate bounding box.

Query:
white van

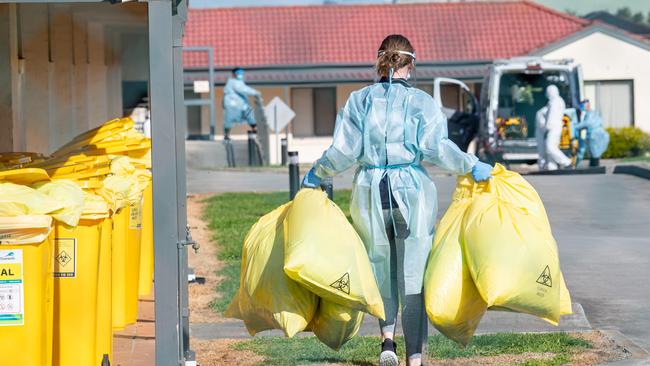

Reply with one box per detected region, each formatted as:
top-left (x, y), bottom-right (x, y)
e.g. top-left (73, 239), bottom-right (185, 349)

top-left (435, 57), bottom-right (583, 165)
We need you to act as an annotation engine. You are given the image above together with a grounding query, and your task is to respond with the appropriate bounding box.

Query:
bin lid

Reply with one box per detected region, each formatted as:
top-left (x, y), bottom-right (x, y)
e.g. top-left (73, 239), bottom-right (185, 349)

top-left (0, 168), bottom-right (50, 185)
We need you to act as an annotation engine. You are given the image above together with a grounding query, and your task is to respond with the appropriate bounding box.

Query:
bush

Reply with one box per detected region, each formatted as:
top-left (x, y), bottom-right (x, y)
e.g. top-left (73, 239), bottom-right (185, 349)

top-left (602, 127), bottom-right (650, 158)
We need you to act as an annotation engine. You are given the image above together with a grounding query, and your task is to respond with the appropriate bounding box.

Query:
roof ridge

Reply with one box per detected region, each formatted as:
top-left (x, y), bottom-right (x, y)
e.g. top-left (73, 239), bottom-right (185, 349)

top-left (520, 0), bottom-right (591, 26)
top-left (188, 0), bottom-right (575, 14)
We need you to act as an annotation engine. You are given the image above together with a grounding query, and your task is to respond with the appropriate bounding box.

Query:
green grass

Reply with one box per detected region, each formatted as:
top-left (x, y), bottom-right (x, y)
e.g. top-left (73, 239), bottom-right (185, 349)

top-left (203, 190), bottom-right (351, 312)
top-left (233, 333), bottom-right (591, 366)
top-left (620, 155), bottom-right (650, 163)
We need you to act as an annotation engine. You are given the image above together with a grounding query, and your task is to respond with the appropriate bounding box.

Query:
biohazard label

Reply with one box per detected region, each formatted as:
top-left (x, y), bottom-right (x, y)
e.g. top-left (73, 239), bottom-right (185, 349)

top-left (54, 238), bottom-right (76, 278)
top-left (330, 273), bottom-right (350, 295)
top-left (0, 249), bottom-right (24, 326)
top-left (536, 265), bottom-right (553, 288)
top-left (129, 201), bottom-right (142, 230)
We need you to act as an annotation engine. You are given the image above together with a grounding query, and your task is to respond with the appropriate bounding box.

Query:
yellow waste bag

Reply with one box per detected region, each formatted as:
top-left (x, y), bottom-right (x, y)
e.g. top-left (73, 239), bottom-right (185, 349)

top-left (284, 189), bottom-right (384, 320)
top-left (33, 180), bottom-right (85, 227)
top-left (309, 300), bottom-right (364, 351)
top-left (423, 177), bottom-right (487, 345)
top-left (0, 183), bottom-right (63, 216)
top-left (226, 203), bottom-right (318, 337)
top-left (0, 215), bottom-right (53, 244)
top-left (462, 165), bottom-right (567, 324)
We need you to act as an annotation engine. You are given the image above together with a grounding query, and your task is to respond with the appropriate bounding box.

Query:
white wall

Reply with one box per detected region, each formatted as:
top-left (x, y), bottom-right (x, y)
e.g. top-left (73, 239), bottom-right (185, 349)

top-left (542, 31), bottom-right (650, 132)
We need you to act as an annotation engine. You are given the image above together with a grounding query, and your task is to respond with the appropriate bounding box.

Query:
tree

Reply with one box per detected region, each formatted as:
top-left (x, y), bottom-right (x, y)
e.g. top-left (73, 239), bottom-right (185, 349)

top-left (631, 11), bottom-right (644, 24)
top-left (616, 7), bottom-right (632, 20)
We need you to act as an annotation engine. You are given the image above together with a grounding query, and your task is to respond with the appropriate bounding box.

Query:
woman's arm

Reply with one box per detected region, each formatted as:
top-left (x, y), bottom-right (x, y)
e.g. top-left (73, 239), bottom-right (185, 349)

top-left (418, 98), bottom-right (478, 174)
top-left (312, 95), bottom-right (363, 178)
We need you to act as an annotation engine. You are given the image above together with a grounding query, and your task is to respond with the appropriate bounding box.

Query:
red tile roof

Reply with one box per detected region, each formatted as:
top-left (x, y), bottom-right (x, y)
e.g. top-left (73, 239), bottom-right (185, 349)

top-left (183, 1), bottom-right (589, 68)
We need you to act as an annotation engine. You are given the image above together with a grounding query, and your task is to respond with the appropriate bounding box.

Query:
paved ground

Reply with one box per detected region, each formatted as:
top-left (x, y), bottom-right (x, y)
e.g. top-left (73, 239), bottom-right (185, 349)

top-left (187, 167), bottom-right (650, 353)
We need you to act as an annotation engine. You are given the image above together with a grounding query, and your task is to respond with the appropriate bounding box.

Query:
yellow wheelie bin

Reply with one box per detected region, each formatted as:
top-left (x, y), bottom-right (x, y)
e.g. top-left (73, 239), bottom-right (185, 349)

top-left (138, 177), bottom-right (153, 298)
top-left (97, 216), bottom-right (113, 365)
top-left (0, 170), bottom-right (59, 366)
top-left (34, 180), bottom-right (108, 366)
top-left (124, 197), bottom-right (143, 324)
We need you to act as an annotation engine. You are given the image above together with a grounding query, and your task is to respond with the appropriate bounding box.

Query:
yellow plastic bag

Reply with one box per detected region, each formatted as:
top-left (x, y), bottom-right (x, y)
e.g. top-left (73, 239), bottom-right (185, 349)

top-left (0, 215), bottom-right (53, 244)
top-left (0, 183), bottom-right (63, 216)
top-left (81, 191), bottom-right (111, 221)
top-left (96, 157), bottom-right (141, 211)
top-left (226, 203), bottom-right (318, 337)
top-left (284, 189), bottom-right (384, 320)
top-left (309, 300), bottom-right (364, 351)
top-left (424, 177), bottom-right (487, 345)
top-left (462, 165), bottom-right (567, 324)
top-left (33, 180), bottom-right (85, 227)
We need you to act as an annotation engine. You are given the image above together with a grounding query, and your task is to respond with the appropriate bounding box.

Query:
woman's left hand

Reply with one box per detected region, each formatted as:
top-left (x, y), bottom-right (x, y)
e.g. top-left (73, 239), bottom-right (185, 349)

top-left (301, 168), bottom-right (322, 188)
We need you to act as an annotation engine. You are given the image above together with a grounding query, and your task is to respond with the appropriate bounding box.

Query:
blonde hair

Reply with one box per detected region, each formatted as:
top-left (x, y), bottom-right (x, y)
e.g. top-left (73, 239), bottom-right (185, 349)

top-left (375, 34), bottom-right (415, 78)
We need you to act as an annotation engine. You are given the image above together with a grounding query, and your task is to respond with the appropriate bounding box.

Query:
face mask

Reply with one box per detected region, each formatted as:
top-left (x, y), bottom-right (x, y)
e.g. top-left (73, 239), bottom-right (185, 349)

top-left (406, 72), bottom-right (411, 80)
top-left (235, 73), bottom-right (244, 80)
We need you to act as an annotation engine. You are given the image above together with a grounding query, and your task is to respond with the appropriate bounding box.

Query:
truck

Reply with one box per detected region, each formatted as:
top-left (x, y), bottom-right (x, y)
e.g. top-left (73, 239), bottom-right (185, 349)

top-left (435, 57), bottom-right (583, 165)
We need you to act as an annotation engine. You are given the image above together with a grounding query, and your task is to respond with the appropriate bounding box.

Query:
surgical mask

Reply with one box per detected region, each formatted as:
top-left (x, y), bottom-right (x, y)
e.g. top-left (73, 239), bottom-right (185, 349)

top-left (235, 73), bottom-right (244, 80)
top-left (406, 72), bottom-right (411, 80)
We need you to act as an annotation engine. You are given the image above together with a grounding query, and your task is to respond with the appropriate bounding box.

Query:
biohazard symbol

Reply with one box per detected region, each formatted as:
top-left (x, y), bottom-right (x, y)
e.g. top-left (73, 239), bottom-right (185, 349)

top-left (536, 265), bottom-right (553, 288)
top-left (330, 273), bottom-right (350, 295)
top-left (56, 251), bottom-right (72, 267)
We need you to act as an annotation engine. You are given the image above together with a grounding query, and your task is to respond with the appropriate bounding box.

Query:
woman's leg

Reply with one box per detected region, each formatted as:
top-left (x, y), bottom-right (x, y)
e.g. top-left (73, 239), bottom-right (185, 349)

top-left (392, 210), bottom-right (428, 366)
top-left (379, 209), bottom-right (399, 340)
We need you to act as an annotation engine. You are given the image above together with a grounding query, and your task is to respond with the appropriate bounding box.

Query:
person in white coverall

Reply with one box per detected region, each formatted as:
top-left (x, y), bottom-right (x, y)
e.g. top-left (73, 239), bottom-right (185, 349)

top-left (535, 85), bottom-right (572, 170)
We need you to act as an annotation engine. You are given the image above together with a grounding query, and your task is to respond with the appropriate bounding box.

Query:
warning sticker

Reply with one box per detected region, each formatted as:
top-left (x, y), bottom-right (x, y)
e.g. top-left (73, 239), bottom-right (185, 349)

top-left (0, 249), bottom-right (24, 326)
top-left (129, 200), bottom-right (142, 230)
top-left (536, 265), bottom-right (553, 288)
top-left (330, 273), bottom-right (351, 295)
top-left (54, 238), bottom-right (76, 278)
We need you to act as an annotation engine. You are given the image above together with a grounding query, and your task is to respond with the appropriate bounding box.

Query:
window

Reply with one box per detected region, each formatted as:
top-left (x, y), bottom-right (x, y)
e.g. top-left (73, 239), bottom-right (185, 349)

top-left (313, 87), bottom-right (336, 136)
top-left (584, 80), bottom-right (634, 127)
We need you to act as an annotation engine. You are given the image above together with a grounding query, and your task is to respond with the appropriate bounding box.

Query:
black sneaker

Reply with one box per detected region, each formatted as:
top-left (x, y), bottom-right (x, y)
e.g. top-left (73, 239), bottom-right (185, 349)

top-left (379, 339), bottom-right (399, 366)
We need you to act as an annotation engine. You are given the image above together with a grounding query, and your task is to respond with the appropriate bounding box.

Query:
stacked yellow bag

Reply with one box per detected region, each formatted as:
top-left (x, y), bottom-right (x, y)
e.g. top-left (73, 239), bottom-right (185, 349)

top-left (424, 164), bottom-right (571, 345)
top-left (228, 188), bottom-right (382, 350)
top-left (226, 203), bottom-right (319, 338)
top-left (284, 189), bottom-right (384, 320)
top-left (423, 177), bottom-right (487, 345)
top-left (0, 182), bottom-right (61, 244)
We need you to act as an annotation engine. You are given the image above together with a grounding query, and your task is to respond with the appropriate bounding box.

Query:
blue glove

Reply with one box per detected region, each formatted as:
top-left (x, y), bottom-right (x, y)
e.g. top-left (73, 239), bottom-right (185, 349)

top-left (471, 161), bottom-right (493, 182)
top-left (301, 168), bottom-right (321, 188)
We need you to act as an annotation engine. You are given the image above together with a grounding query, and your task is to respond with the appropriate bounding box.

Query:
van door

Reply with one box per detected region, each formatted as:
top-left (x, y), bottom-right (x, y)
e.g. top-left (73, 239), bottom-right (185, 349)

top-left (433, 78), bottom-right (480, 152)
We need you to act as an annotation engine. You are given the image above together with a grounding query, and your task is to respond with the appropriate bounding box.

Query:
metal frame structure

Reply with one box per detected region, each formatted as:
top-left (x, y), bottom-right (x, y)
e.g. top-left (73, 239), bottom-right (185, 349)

top-left (183, 46), bottom-right (216, 139)
top-left (0, 0), bottom-right (193, 364)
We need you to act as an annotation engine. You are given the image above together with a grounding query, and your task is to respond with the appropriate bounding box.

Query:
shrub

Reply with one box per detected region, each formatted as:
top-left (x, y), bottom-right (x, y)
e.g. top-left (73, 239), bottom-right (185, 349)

top-left (602, 127), bottom-right (650, 158)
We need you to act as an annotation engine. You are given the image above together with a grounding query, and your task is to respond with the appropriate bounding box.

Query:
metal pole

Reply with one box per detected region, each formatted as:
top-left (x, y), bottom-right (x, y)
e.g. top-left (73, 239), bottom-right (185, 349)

top-left (247, 130), bottom-right (258, 166)
top-left (281, 138), bottom-right (288, 166)
top-left (148, 2), bottom-right (184, 365)
top-left (274, 104), bottom-right (279, 165)
top-left (207, 47), bottom-right (215, 140)
top-left (288, 151), bottom-right (300, 200)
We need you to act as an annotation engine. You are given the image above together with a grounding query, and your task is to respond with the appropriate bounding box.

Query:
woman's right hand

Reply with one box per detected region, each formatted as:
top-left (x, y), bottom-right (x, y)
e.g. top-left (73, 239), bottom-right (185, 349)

top-left (471, 161), bottom-right (493, 182)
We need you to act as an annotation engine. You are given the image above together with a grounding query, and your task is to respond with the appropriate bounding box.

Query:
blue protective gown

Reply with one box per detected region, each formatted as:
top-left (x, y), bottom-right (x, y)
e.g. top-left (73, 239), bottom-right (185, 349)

top-left (574, 110), bottom-right (610, 160)
top-left (222, 77), bottom-right (261, 130)
top-left (312, 81), bottom-right (478, 297)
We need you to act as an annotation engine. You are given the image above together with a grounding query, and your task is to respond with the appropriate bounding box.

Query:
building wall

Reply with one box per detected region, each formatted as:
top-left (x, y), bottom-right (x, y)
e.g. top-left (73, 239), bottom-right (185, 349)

top-left (542, 31), bottom-right (650, 131)
top-left (0, 4), bottom-right (148, 154)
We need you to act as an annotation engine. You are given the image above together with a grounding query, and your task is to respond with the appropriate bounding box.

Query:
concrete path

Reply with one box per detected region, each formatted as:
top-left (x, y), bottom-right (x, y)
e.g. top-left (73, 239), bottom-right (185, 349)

top-left (187, 169), bottom-right (650, 352)
top-left (191, 303), bottom-right (590, 340)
